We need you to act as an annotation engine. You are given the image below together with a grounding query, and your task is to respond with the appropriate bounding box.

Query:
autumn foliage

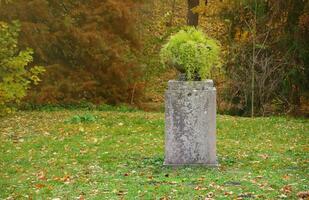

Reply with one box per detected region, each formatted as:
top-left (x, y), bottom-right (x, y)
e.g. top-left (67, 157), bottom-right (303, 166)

top-left (0, 0), bottom-right (144, 105)
top-left (0, 0), bottom-right (308, 115)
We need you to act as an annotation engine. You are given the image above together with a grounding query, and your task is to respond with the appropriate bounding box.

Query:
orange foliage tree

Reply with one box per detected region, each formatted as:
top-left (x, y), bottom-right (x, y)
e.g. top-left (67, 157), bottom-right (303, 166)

top-left (0, 0), bottom-right (144, 105)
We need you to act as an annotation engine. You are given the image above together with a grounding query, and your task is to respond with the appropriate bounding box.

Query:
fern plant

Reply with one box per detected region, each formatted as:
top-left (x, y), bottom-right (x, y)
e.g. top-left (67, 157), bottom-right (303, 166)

top-left (160, 27), bottom-right (221, 81)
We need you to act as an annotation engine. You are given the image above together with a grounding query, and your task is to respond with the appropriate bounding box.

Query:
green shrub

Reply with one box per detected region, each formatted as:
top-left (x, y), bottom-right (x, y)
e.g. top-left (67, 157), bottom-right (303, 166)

top-left (19, 102), bottom-right (139, 112)
top-left (160, 27), bottom-right (221, 80)
top-left (97, 104), bottom-right (138, 112)
top-left (65, 113), bottom-right (97, 124)
top-left (20, 102), bottom-right (97, 111)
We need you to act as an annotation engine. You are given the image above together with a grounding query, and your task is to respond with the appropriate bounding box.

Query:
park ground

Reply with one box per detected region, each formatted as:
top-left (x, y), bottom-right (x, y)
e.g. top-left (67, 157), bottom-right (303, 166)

top-left (0, 109), bottom-right (308, 199)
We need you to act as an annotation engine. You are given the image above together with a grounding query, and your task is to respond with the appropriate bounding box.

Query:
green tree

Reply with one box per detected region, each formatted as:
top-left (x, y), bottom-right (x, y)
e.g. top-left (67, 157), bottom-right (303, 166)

top-left (0, 21), bottom-right (44, 115)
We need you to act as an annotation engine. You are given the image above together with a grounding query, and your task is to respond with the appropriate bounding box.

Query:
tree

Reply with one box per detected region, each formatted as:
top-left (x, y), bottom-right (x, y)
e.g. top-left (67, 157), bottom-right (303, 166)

top-left (219, 0), bottom-right (309, 115)
top-left (187, 0), bottom-right (200, 26)
top-left (0, 0), bottom-right (144, 105)
top-left (0, 21), bottom-right (44, 115)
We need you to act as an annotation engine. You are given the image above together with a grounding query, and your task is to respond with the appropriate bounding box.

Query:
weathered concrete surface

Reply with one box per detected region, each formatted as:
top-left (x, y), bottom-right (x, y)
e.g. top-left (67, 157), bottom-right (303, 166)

top-left (164, 80), bottom-right (218, 166)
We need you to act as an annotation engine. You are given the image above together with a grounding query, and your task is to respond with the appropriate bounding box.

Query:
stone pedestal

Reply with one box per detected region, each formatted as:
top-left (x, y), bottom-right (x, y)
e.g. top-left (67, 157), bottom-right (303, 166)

top-left (164, 80), bottom-right (218, 166)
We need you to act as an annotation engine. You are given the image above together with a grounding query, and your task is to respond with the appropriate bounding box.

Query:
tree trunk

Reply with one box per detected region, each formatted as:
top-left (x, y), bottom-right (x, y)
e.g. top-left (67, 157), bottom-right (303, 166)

top-left (187, 0), bottom-right (199, 26)
top-left (167, 0), bottom-right (177, 26)
top-left (286, 0), bottom-right (305, 112)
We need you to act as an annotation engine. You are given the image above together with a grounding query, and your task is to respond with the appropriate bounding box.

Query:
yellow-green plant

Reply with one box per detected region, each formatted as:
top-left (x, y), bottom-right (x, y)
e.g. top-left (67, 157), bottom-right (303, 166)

top-left (0, 21), bottom-right (45, 115)
top-left (160, 27), bottom-right (221, 80)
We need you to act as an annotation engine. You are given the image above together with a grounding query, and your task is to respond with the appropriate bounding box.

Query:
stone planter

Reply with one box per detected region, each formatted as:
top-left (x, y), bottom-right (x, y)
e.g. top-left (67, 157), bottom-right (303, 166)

top-left (164, 80), bottom-right (218, 166)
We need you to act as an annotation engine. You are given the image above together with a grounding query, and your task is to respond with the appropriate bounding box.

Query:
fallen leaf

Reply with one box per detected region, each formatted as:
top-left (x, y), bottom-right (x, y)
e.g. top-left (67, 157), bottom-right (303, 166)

top-left (283, 174), bottom-right (290, 180)
top-left (197, 177), bottom-right (205, 181)
top-left (258, 154), bottom-right (269, 159)
top-left (116, 190), bottom-right (127, 196)
top-left (37, 171), bottom-right (47, 181)
top-left (281, 185), bottom-right (292, 194)
top-left (297, 191), bottom-right (309, 199)
top-left (206, 192), bottom-right (214, 198)
top-left (34, 183), bottom-right (45, 189)
top-left (194, 185), bottom-right (208, 191)
top-left (278, 194), bottom-right (287, 199)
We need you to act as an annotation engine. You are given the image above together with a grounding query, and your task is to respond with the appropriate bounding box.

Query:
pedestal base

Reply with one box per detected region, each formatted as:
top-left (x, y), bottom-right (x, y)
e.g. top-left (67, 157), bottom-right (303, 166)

top-left (164, 80), bottom-right (218, 166)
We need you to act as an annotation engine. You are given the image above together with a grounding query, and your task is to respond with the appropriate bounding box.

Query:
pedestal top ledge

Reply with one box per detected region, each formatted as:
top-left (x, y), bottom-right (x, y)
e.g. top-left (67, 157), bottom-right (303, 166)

top-left (168, 80), bottom-right (214, 91)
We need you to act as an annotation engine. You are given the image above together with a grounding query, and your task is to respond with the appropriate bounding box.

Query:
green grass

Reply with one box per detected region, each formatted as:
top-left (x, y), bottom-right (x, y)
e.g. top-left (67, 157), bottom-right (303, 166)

top-left (0, 110), bottom-right (308, 199)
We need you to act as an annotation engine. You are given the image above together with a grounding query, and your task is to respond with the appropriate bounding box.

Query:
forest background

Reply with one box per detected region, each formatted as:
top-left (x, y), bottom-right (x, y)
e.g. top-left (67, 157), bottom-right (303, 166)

top-left (0, 0), bottom-right (308, 117)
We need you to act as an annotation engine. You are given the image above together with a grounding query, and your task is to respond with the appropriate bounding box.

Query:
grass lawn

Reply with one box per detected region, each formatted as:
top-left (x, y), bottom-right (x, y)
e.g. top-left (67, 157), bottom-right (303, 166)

top-left (0, 110), bottom-right (308, 199)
